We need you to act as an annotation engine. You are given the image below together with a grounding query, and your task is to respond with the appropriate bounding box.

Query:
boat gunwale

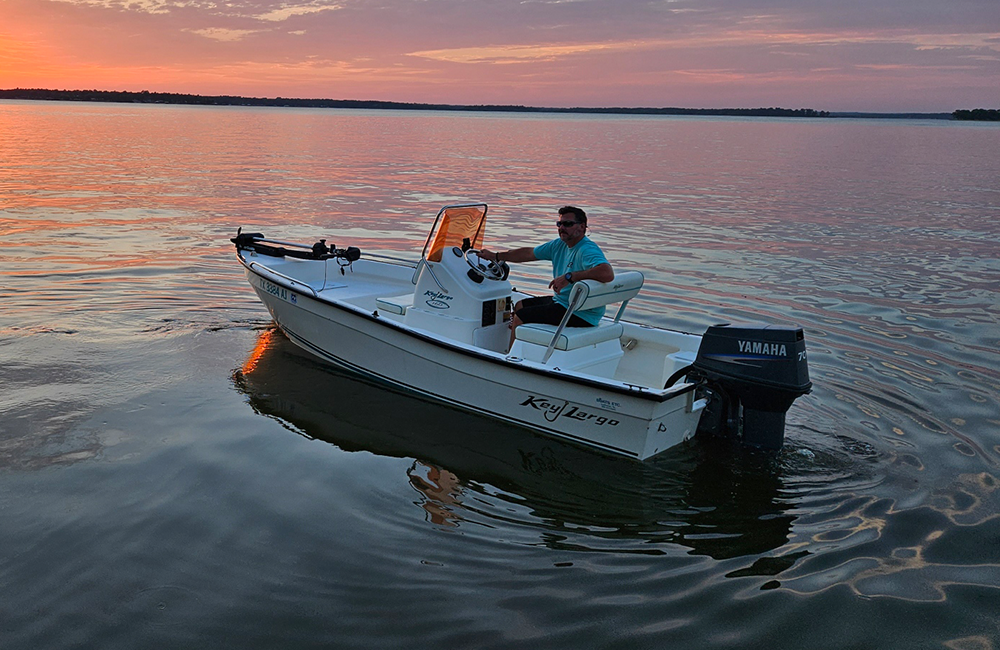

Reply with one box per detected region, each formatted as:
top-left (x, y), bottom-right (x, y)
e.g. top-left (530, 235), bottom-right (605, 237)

top-left (237, 249), bottom-right (699, 404)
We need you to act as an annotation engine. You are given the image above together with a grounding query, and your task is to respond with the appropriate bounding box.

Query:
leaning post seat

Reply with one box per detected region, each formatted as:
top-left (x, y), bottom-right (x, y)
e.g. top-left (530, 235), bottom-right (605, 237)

top-left (514, 321), bottom-right (625, 350)
top-left (514, 271), bottom-right (645, 364)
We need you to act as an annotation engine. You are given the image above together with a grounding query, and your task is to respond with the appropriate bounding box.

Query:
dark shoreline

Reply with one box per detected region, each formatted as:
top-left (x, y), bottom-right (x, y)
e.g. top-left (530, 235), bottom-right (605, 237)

top-left (1, 87), bottom-right (981, 120)
top-left (0, 88), bottom-right (831, 117)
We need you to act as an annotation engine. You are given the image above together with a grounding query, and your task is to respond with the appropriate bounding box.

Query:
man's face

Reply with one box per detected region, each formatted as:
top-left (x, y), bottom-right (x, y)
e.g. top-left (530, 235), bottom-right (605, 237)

top-left (557, 216), bottom-right (583, 242)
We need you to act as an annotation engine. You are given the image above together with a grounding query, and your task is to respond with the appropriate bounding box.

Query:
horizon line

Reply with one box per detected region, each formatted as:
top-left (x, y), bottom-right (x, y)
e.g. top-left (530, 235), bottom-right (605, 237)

top-left (1, 87), bottom-right (978, 119)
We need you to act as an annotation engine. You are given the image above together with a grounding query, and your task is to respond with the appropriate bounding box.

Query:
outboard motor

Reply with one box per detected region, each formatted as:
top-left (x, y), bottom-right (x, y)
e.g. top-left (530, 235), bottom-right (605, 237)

top-left (690, 323), bottom-right (811, 450)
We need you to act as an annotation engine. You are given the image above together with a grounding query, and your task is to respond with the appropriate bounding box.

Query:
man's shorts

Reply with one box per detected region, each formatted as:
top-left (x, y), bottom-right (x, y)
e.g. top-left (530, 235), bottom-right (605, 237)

top-left (515, 296), bottom-right (593, 327)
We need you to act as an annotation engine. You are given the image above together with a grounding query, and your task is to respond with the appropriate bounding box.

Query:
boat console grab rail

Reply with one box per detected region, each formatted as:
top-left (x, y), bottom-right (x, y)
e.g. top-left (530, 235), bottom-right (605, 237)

top-left (411, 258), bottom-right (449, 293)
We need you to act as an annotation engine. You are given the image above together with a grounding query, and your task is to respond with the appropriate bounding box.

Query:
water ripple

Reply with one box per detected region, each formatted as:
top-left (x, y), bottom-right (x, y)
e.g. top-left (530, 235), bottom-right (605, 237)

top-left (3, 104), bottom-right (1000, 648)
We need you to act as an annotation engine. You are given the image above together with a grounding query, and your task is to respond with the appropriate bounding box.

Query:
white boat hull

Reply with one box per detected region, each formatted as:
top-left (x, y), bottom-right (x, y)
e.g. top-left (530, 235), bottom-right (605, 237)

top-left (243, 262), bottom-right (705, 460)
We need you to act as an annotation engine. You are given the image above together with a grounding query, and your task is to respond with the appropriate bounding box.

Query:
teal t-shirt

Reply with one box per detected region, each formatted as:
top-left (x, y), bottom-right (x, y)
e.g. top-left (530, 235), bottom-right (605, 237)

top-left (533, 236), bottom-right (610, 326)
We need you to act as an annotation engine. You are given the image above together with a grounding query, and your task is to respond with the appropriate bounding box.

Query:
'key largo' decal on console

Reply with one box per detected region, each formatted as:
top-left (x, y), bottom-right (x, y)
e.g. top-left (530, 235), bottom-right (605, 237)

top-left (520, 395), bottom-right (620, 427)
top-left (424, 290), bottom-right (453, 310)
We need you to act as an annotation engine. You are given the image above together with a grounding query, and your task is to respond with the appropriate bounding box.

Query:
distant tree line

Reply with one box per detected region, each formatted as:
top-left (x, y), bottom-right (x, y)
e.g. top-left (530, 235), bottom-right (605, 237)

top-left (0, 88), bottom-right (831, 118)
top-left (952, 109), bottom-right (1000, 121)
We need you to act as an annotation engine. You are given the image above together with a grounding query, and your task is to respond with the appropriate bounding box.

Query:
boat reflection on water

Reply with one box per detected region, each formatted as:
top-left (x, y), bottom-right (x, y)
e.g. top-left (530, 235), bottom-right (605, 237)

top-left (233, 327), bottom-right (798, 561)
top-left (407, 460), bottom-right (465, 528)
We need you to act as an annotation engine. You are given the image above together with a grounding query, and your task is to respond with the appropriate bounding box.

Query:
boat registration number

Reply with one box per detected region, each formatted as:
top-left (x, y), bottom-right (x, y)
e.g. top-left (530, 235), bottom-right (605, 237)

top-left (259, 277), bottom-right (296, 303)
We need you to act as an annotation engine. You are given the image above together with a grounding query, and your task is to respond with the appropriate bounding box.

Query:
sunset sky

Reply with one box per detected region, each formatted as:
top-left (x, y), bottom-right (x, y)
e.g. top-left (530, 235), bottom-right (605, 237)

top-left (1, 0), bottom-right (998, 112)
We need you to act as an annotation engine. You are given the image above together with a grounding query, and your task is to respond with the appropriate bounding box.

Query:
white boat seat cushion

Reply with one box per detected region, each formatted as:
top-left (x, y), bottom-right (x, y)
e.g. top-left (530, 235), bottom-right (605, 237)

top-left (570, 271), bottom-right (644, 315)
top-left (515, 322), bottom-right (624, 351)
top-left (375, 293), bottom-right (414, 315)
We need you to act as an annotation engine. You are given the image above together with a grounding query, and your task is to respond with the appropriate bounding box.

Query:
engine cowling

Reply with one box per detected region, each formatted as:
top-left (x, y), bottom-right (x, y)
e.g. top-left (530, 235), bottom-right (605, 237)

top-left (691, 322), bottom-right (811, 449)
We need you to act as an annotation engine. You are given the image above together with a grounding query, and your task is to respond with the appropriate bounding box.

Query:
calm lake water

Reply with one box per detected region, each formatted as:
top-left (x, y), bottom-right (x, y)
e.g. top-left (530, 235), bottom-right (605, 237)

top-left (2, 100), bottom-right (999, 648)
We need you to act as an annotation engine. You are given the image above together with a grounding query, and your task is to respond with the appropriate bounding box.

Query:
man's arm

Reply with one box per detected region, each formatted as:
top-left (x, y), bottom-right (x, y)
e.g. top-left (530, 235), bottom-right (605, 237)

top-left (549, 263), bottom-right (614, 292)
top-left (480, 247), bottom-right (537, 264)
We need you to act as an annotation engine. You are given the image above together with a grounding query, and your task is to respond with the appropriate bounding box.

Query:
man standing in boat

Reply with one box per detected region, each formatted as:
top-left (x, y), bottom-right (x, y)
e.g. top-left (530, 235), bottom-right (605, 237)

top-left (481, 206), bottom-right (615, 349)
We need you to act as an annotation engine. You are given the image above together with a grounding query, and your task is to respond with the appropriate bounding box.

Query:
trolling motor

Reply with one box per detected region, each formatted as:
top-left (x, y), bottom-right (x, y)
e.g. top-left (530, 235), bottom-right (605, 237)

top-left (231, 228), bottom-right (361, 263)
top-left (688, 322), bottom-right (812, 449)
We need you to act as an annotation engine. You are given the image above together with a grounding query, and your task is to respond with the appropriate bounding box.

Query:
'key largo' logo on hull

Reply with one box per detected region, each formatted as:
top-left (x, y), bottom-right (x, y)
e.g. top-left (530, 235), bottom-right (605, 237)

top-left (520, 395), bottom-right (620, 427)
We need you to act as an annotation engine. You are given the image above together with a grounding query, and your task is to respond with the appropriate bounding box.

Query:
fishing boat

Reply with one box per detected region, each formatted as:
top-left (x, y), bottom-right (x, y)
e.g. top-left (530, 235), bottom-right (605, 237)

top-left (232, 203), bottom-right (811, 460)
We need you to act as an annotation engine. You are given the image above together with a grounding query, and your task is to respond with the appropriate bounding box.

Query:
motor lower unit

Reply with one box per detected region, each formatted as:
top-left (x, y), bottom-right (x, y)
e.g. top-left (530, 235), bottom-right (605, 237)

top-left (690, 322), bottom-right (812, 449)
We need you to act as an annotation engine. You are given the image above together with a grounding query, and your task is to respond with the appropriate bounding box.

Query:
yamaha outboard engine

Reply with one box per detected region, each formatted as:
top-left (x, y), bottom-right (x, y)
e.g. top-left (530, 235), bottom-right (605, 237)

top-left (690, 323), bottom-right (811, 449)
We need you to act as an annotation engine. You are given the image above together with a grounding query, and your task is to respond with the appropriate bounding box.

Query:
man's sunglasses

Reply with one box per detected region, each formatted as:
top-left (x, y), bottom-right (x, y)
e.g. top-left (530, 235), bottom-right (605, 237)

top-left (556, 220), bottom-right (581, 228)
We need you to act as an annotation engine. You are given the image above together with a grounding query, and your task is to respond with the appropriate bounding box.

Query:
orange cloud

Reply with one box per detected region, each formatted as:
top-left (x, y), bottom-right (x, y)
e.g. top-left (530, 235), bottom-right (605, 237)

top-left (408, 42), bottom-right (628, 65)
top-left (185, 28), bottom-right (263, 42)
top-left (254, 3), bottom-right (342, 22)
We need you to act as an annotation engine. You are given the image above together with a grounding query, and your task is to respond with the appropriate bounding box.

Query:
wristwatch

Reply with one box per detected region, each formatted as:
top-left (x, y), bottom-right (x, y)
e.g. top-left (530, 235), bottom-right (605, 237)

top-left (564, 272), bottom-right (573, 282)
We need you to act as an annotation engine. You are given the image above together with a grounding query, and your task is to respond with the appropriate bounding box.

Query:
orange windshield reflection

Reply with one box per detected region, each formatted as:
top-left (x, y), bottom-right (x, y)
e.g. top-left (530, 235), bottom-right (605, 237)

top-left (241, 327), bottom-right (280, 376)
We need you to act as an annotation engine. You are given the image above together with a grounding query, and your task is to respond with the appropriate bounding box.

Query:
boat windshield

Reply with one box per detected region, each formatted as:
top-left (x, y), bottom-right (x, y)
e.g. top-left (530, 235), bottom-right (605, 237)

top-left (421, 203), bottom-right (488, 262)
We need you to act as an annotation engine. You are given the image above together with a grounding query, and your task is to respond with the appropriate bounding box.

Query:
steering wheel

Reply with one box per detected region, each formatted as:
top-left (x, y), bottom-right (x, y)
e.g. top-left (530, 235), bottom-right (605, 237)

top-left (464, 249), bottom-right (509, 281)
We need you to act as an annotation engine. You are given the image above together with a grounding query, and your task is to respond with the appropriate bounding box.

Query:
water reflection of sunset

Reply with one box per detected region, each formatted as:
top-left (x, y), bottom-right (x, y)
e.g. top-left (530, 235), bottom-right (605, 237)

top-left (241, 326), bottom-right (279, 375)
top-left (3, 95), bottom-right (999, 650)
